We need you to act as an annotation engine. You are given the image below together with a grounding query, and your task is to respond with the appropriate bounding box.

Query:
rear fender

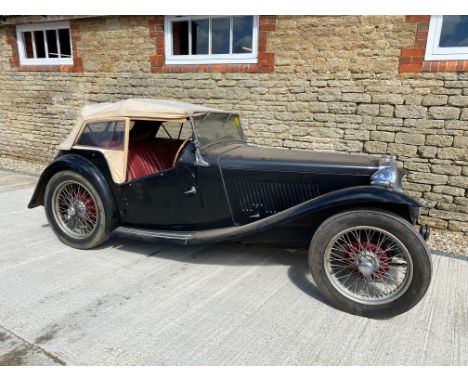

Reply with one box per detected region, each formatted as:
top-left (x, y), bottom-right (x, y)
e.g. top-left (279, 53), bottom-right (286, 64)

top-left (28, 154), bottom-right (118, 227)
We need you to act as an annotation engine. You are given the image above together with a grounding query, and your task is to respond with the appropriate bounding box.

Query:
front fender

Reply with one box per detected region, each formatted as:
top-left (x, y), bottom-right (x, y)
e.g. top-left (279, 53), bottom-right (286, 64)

top-left (28, 154), bottom-right (118, 227)
top-left (289, 185), bottom-right (421, 224)
top-left (191, 186), bottom-right (421, 244)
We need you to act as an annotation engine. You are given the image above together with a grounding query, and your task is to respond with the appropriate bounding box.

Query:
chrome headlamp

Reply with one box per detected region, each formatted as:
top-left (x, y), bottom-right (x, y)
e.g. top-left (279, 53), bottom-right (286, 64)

top-left (371, 156), bottom-right (406, 191)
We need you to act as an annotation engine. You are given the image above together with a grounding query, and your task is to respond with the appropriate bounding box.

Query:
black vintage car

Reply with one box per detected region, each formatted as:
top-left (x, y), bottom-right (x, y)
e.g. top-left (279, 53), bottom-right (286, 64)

top-left (29, 99), bottom-right (432, 318)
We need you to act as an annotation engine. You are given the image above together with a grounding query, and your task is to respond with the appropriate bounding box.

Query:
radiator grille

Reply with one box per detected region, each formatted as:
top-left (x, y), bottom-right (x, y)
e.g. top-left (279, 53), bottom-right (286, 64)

top-left (234, 180), bottom-right (320, 215)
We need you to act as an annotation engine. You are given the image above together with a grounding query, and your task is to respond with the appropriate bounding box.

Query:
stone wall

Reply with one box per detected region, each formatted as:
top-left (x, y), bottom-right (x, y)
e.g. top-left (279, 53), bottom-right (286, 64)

top-left (0, 15), bottom-right (467, 232)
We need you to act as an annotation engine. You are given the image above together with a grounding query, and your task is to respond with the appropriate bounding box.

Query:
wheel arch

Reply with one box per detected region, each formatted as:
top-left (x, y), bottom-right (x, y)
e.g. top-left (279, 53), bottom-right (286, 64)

top-left (268, 186), bottom-right (422, 247)
top-left (308, 200), bottom-right (418, 227)
top-left (286, 185), bottom-right (421, 226)
top-left (28, 154), bottom-right (118, 228)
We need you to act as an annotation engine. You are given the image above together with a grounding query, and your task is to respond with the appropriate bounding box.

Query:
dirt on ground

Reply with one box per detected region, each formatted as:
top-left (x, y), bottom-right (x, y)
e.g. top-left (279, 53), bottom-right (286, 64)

top-left (428, 229), bottom-right (468, 256)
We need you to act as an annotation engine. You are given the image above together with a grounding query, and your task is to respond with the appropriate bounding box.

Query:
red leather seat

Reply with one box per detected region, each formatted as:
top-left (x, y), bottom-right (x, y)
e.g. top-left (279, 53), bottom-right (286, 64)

top-left (127, 139), bottom-right (181, 181)
top-left (100, 140), bottom-right (123, 149)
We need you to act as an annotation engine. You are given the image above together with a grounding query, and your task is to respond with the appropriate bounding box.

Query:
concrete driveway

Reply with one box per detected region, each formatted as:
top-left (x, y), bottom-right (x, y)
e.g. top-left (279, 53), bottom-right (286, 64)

top-left (0, 169), bottom-right (467, 365)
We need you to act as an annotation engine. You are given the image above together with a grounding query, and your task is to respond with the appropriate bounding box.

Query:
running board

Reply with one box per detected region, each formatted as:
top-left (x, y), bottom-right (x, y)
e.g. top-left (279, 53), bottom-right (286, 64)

top-left (112, 221), bottom-right (269, 245)
top-left (113, 226), bottom-right (194, 244)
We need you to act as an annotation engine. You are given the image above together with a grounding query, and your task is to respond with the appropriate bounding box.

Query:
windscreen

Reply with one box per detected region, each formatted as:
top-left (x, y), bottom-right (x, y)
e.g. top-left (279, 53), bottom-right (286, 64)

top-left (192, 113), bottom-right (244, 146)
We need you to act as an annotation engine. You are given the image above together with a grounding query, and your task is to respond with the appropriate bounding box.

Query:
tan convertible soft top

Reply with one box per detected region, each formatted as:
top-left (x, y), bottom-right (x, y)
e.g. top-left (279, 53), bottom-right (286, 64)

top-left (59, 98), bottom-right (229, 150)
top-left (80, 98), bottom-right (227, 120)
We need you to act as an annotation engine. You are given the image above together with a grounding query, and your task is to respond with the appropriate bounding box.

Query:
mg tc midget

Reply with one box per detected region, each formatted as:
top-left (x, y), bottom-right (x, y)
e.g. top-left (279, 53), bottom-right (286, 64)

top-left (29, 98), bottom-right (432, 318)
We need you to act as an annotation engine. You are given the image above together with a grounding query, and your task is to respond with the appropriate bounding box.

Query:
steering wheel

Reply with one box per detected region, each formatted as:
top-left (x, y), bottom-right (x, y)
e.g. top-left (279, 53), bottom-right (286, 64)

top-left (172, 139), bottom-right (191, 167)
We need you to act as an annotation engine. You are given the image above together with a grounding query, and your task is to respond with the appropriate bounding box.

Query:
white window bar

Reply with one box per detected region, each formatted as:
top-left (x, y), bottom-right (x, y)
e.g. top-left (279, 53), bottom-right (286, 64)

top-left (31, 32), bottom-right (37, 59)
top-left (56, 30), bottom-right (61, 58)
top-left (43, 30), bottom-right (49, 59)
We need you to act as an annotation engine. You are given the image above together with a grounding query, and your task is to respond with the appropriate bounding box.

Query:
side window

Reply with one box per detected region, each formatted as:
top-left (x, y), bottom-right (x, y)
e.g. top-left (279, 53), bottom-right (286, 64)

top-left (157, 121), bottom-right (192, 140)
top-left (76, 120), bottom-right (125, 150)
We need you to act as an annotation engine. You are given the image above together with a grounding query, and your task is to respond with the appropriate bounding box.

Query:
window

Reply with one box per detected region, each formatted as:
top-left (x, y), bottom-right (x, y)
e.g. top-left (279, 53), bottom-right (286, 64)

top-left (76, 121), bottom-right (126, 150)
top-left (158, 121), bottom-right (193, 140)
top-left (164, 16), bottom-right (259, 64)
top-left (426, 16), bottom-right (468, 60)
top-left (16, 21), bottom-right (73, 65)
top-left (192, 113), bottom-right (244, 147)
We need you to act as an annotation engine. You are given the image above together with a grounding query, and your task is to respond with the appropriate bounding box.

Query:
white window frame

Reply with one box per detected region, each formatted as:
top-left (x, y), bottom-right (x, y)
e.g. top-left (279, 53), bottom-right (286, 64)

top-left (16, 21), bottom-right (73, 66)
top-left (164, 15), bottom-right (259, 65)
top-left (426, 15), bottom-right (468, 61)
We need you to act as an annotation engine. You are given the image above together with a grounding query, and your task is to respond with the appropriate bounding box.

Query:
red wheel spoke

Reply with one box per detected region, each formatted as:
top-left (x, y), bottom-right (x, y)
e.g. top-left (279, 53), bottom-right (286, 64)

top-left (327, 226), bottom-right (412, 304)
top-left (53, 181), bottom-right (98, 238)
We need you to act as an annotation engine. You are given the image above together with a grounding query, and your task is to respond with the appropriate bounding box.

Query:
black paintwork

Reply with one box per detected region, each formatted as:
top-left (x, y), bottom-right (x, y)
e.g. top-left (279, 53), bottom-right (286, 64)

top-left (113, 185), bottom-right (421, 247)
top-left (29, 140), bottom-right (421, 247)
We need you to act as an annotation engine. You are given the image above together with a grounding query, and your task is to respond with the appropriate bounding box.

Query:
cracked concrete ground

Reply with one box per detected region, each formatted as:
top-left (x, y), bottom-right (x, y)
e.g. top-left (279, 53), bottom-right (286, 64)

top-left (0, 169), bottom-right (467, 365)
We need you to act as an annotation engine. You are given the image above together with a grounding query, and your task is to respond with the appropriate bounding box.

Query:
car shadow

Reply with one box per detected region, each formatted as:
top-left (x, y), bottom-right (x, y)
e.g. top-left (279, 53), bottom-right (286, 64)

top-left (100, 236), bottom-right (333, 307)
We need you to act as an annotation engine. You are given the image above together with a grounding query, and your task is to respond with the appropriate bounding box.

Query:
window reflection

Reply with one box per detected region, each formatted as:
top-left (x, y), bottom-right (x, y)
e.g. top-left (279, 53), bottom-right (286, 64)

top-left (440, 16), bottom-right (468, 47)
top-left (191, 19), bottom-right (209, 54)
top-left (212, 17), bottom-right (230, 54)
top-left (233, 16), bottom-right (253, 53)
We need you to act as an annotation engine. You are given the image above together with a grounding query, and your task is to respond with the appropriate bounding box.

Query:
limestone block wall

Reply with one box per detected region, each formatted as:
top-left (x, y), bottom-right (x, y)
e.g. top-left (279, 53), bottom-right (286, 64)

top-left (0, 15), bottom-right (466, 232)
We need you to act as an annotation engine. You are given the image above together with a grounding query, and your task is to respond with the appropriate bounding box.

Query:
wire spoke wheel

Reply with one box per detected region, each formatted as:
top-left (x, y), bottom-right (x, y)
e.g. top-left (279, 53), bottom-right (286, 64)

top-left (52, 180), bottom-right (98, 239)
top-left (324, 226), bottom-right (413, 305)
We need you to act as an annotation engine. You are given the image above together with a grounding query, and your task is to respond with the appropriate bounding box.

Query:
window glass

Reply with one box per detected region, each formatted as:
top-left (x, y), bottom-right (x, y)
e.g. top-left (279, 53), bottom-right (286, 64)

top-left (211, 17), bottom-right (230, 54)
top-left (34, 31), bottom-right (46, 58)
top-left (58, 28), bottom-right (71, 57)
top-left (233, 16), bottom-right (253, 53)
top-left (191, 19), bottom-right (209, 55)
top-left (172, 21), bottom-right (189, 55)
top-left (76, 121), bottom-right (125, 150)
top-left (46, 29), bottom-right (58, 57)
top-left (439, 16), bottom-right (468, 47)
top-left (193, 113), bottom-right (244, 146)
top-left (23, 31), bottom-right (33, 58)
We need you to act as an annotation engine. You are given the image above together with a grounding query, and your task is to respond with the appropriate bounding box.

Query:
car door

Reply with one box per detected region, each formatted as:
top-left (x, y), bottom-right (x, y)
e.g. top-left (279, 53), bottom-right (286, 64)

top-left (118, 145), bottom-right (203, 229)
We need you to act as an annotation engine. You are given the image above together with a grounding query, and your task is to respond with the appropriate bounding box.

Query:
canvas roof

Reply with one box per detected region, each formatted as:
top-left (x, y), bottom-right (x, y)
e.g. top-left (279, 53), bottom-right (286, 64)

top-left (80, 98), bottom-right (228, 120)
top-left (59, 98), bottom-right (230, 151)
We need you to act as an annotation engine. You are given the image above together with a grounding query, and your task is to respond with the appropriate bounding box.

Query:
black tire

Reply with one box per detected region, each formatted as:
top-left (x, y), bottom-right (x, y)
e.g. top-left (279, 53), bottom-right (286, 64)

top-left (309, 209), bottom-right (432, 319)
top-left (44, 170), bottom-right (110, 249)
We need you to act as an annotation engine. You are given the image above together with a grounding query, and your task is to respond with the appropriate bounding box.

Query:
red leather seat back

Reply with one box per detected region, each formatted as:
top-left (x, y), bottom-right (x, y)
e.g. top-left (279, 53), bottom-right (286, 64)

top-left (127, 139), bottom-right (181, 181)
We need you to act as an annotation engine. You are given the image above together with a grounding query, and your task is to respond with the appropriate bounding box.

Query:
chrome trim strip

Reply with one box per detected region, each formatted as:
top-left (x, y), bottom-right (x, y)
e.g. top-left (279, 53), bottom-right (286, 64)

top-left (114, 226), bottom-right (193, 240)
